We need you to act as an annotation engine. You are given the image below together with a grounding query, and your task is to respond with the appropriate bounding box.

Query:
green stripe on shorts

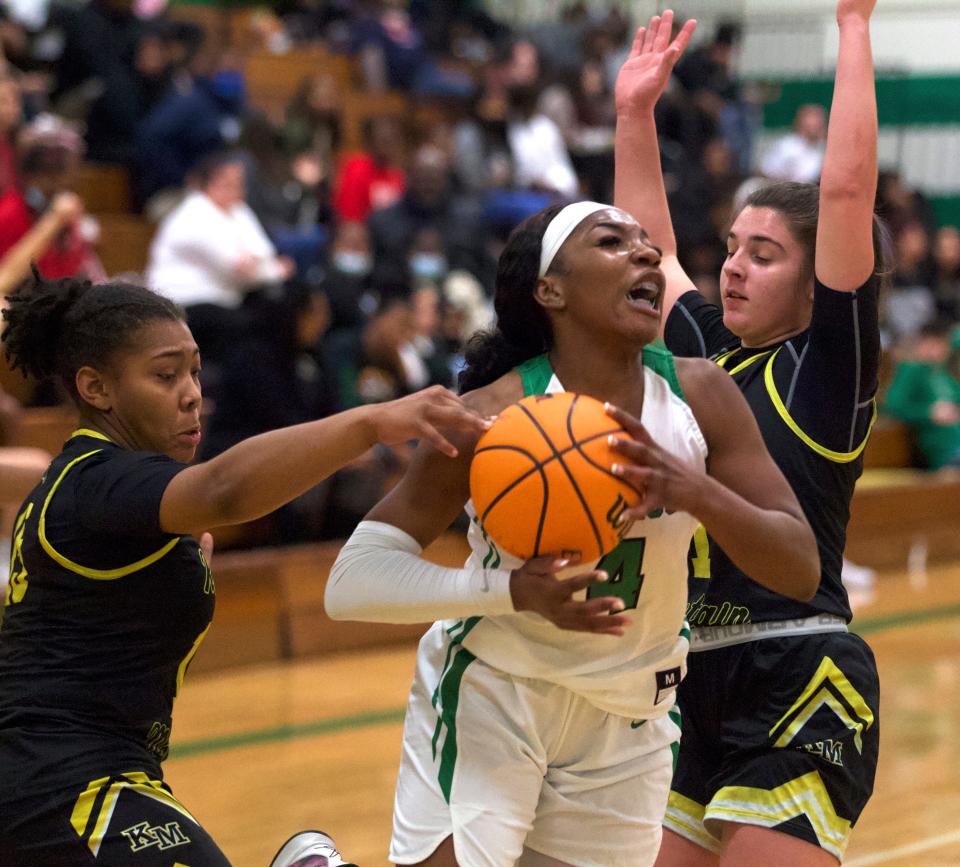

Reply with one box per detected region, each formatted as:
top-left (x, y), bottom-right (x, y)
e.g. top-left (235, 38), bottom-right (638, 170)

top-left (438, 646), bottom-right (477, 803)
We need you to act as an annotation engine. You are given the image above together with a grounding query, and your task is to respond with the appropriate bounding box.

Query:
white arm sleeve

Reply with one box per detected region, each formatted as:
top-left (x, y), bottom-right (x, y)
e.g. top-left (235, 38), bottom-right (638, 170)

top-left (325, 520), bottom-right (515, 623)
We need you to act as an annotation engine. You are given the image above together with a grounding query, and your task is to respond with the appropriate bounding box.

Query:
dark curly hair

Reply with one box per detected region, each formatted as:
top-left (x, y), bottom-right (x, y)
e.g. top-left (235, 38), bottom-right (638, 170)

top-left (458, 203), bottom-right (569, 393)
top-left (1, 272), bottom-right (185, 402)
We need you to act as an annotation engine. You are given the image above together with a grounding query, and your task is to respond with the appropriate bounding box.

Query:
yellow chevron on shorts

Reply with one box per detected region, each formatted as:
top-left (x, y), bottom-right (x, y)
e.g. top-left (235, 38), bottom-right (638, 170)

top-left (71, 771), bottom-right (197, 857)
top-left (664, 791), bottom-right (722, 853)
top-left (770, 656), bottom-right (875, 753)
top-left (69, 776), bottom-right (111, 839)
top-left (706, 771), bottom-right (851, 860)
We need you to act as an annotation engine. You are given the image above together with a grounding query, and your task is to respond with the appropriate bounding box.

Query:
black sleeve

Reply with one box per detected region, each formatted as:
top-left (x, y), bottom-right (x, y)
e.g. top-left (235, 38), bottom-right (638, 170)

top-left (772, 277), bottom-right (881, 453)
top-left (72, 450), bottom-right (187, 538)
top-left (663, 291), bottom-right (739, 359)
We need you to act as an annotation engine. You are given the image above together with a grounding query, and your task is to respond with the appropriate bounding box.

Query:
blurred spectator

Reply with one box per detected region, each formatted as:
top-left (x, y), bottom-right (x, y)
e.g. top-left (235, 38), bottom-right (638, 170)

top-left (506, 82), bottom-right (578, 198)
top-left (132, 36), bottom-right (246, 209)
top-left (324, 296), bottom-right (416, 409)
top-left (146, 151), bottom-right (294, 368)
top-left (876, 169), bottom-right (938, 236)
top-left (49, 0), bottom-right (171, 164)
top-left (332, 114), bottom-right (406, 223)
top-left (882, 219), bottom-right (936, 346)
top-left (0, 191), bottom-right (86, 296)
top-left (0, 114), bottom-right (105, 282)
top-left (673, 20), bottom-right (754, 172)
top-left (200, 281), bottom-right (342, 543)
top-left (404, 282), bottom-right (453, 390)
top-left (539, 59), bottom-right (616, 203)
top-left (452, 90), bottom-right (510, 195)
top-left (669, 135), bottom-right (741, 301)
top-left (885, 320), bottom-right (960, 469)
top-left (282, 71), bottom-right (342, 174)
top-left (239, 114), bottom-right (330, 279)
top-left (760, 103), bottom-right (826, 183)
top-left (932, 226), bottom-right (960, 321)
top-left (352, 0), bottom-right (473, 97)
top-left (0, 71), bottom-right (22, 196)
top-left (323, 220), bottom-right (376, 331)
top-left (523, 3), bottom-right (588, 82)
top-left (367, 143), bottom-right (494, 290)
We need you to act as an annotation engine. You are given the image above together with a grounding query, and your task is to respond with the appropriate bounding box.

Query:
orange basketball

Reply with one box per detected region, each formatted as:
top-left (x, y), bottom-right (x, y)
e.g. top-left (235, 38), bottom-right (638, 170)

top-left (469, 392), bottom-right (640, 562)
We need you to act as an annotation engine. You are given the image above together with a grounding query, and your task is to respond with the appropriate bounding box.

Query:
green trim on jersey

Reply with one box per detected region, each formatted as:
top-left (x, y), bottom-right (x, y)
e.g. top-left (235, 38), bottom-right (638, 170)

top-left (642, 342), bottom-right (685, 402)
top-left (517, 354), bottom-right (554, 397)
top-left (516, 345), bottom-right (686, 402)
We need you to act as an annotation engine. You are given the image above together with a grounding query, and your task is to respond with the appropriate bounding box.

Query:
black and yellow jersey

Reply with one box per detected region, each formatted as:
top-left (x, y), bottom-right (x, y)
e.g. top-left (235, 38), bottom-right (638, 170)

top-left (0, 430), bottom-right (215, 804)
top-left (664, 278), bottom-right (880, 624)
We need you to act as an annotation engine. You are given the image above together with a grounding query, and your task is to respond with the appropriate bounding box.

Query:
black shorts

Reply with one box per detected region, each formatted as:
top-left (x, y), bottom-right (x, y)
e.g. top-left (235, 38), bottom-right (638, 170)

top-left (0, 771), bottom-right (232, 866)
top-left (665, 630), bottom-right (879, 861)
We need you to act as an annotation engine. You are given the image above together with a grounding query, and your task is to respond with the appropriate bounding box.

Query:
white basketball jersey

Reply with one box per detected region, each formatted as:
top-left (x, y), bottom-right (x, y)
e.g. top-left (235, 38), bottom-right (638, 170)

top-left (455, 347), bottom-right (707, 719)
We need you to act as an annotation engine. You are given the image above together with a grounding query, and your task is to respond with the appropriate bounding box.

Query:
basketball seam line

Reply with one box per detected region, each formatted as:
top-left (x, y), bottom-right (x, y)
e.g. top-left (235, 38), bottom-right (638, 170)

top-left (516, 399), bottom-right (602, 558)
top-left (475, 426), bottom-right (624, 546)
top-left (474, 426), bottom-right (622, 494)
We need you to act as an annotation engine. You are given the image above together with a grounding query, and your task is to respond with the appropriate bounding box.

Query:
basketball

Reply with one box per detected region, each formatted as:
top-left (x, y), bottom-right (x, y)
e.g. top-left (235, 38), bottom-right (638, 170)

top-left (469, 392), bottom-right (640, 563)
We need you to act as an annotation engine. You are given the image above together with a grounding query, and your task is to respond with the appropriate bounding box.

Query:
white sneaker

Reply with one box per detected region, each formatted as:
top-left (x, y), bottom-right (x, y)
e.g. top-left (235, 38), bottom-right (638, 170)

top-left (268, 830), bottom-right (358, 867)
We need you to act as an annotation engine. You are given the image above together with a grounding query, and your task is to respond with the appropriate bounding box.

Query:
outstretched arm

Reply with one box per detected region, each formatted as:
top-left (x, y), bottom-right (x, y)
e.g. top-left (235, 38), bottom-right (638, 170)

top-left (160, 386), bottom-right (489, 535)
top-left (614, 10), bottom-right (699, 333)
top-left (816, 0), bottom-right (878, 291)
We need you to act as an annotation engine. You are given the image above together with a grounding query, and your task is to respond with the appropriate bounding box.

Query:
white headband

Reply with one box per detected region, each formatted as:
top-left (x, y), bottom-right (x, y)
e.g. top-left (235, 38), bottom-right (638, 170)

top-left (538, 201), bottom-right (611, 278)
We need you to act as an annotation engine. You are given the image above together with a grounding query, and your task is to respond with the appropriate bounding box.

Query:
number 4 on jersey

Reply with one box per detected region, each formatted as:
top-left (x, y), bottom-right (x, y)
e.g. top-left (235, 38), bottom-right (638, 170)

top-left (587, 538), bottom-right (646, 610)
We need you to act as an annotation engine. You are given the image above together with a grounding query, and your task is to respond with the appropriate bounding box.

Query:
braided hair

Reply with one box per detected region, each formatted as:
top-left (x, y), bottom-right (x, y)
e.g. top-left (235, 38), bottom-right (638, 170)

top-left (459, 204), bottom-right (567, 393)
top-left (1, 272), bottom-right (185, 402)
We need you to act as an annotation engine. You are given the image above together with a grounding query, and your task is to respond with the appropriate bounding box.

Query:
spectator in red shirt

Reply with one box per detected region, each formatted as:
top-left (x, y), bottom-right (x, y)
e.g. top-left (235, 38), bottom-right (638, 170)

top-left (332, 115), bottom-right (406, 222)
top-left (0, 116), bottom-right (105, 283)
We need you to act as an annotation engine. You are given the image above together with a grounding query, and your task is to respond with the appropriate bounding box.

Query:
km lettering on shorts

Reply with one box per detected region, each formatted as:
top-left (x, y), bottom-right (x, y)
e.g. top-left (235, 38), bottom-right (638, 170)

top-left (122, 820), bottom-right (191, 852)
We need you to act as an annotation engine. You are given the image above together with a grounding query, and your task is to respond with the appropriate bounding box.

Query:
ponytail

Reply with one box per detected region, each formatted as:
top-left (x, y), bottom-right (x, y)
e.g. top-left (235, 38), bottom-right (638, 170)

top-left (458, 204), bottom-right (564, 393)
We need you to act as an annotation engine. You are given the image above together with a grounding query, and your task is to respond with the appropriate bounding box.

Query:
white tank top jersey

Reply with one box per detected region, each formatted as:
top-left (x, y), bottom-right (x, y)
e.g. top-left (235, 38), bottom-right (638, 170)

top-left (454, 345), bottom-right (708, 720)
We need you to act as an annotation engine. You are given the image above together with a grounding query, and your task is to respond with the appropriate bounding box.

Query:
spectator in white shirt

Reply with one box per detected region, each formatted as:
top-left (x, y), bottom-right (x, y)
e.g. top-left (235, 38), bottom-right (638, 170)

top-left (760, 103), bottom-right (827, 184)
top-left (506, 83), bottom-right (579, 199)
top-left (147, 151), bottom-right (294, 370)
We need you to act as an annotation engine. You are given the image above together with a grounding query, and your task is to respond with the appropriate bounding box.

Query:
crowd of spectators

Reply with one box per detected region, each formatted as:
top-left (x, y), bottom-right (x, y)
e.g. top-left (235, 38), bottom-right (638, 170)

top-left (2, 0), bottom-right (960, 547)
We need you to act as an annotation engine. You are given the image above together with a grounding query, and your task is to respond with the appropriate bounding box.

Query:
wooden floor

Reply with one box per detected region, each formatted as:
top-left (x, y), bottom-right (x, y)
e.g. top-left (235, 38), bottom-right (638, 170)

top-left (165, 562), bottom-right (960, 867)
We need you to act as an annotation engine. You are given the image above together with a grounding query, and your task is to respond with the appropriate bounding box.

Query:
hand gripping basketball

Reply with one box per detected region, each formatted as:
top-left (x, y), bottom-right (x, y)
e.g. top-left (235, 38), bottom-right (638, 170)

top-left (469, 393), bottom-right (641, 562)
top-left (605, 403), bottom-right (706, 521)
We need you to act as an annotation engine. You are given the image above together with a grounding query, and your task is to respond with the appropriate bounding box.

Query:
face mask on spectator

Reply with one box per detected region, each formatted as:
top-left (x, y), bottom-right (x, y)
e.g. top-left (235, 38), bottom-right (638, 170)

top-left (409, 252), bottom-right (447, 281)
top-left (332, 250), bottom-right (372, 276)
top-left (24, 186), bottom-right (48, 212)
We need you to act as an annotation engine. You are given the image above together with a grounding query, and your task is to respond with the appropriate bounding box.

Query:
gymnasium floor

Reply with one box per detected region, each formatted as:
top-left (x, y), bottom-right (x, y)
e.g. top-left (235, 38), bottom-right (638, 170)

top-left (165, 562), bottom-right (960, 867)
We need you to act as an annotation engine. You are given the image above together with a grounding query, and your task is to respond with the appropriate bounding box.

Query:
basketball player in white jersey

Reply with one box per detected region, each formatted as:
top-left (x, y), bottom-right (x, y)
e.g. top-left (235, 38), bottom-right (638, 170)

top-left (325, 202), bottom-right (819, 866)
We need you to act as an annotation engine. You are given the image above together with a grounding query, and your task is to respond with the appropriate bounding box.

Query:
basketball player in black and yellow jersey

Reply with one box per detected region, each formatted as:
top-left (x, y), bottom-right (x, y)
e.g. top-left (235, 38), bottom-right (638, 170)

top-left (0, 274), bottom-right (490, 865)
top-left (615, 4), bottom-right (883, 865)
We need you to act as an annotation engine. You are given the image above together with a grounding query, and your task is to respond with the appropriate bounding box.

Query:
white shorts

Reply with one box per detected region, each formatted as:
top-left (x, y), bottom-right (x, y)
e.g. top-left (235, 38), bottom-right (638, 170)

top-left (389, 620), bottom-right (681, 867)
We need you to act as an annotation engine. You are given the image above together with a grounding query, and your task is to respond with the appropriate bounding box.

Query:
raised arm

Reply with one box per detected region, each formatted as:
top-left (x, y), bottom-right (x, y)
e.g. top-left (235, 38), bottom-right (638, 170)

top-left (816, 0), bottom-right (878, 291)
top-left (608, 360), bottom-right (820, 600)
top-left (614, 10), bottom-right (698, 332)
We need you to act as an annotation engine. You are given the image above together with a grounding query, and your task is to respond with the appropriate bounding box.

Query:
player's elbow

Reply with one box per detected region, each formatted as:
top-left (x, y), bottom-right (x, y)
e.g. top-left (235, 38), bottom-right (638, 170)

top-left (785, 528), bottom-right (821, 602)
top-left (324, 546), bottom-right (359, 621)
